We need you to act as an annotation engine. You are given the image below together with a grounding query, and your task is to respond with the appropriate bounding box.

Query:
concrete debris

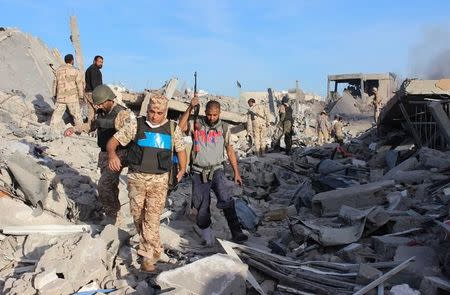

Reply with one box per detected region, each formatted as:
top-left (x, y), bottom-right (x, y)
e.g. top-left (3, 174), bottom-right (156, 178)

top-left (0, 27), bottom-right (449, 295)
top-left (390, 284), bottom-right (420, 295)
top-left (311, 180), bottom-right (395, 216)
top-left (156, 254), bottom-right (247, 294)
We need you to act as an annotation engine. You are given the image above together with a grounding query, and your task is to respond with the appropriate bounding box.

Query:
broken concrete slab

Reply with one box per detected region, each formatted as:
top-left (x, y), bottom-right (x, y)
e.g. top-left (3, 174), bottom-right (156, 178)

top-left (0, 197), bottom-right (73, 227)
top-left (372, 236), bottom-right (413, 260)
top-left (156, 254), bottom-right (247, 295)
top-left (419, 276), bottom-right (450, 295)
top-left (356, 264), bottom-right (382, 285)
top-left (34, 233), bottom-right (108, 294)
top-left (390, 284), bottom-right (420, 295)
top-left (7, 151), bottom-right (50, 211)
top-left (418, 147), bottom-right (450, 170)
top-left (394, 246), bottom-right (440, 287)
top-left (382, 157), bottom-right (419, 181)
top-left (311, 180), bottom-right (394, 216)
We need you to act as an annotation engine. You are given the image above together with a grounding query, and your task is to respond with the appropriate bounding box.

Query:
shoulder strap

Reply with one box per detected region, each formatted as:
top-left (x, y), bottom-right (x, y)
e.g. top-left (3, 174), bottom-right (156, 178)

top-left (221, 122), bottom-right (229, 145)
top-left (170, 120), bottom-right (175, 157)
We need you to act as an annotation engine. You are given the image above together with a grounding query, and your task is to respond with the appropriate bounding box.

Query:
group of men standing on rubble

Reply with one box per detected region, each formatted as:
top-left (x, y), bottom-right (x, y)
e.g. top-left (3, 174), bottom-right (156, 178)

top-left (245, 95), bottom-right (346, 153)
top-left (50, 54), bottom-right (248, 272)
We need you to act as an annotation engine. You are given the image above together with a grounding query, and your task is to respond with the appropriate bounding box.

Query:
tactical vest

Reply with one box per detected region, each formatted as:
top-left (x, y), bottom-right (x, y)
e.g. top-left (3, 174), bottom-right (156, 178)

top-left (97, 104), bottom-right (127, 152)
top-left (127, 117), bottom-right (173, 174)
top-left (284, 104), bottom-right (293, 122)
top-left (191, 118), bottom-right (228, 172)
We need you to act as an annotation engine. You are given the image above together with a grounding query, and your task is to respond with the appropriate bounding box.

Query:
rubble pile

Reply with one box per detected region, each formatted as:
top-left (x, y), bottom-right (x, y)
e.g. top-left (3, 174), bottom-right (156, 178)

top-left (0, 27), bottom-right (450, 295)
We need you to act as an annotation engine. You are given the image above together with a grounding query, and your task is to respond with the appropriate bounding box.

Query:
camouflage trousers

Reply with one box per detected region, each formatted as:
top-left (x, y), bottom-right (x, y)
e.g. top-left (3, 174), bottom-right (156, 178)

top-left (252, 122), bottom-right (267, 153)
top-left (318, 130), bottom-right (329, 145)
top-left (128, 172), bottom-right (169, 260)
top-left (83, 92), bottom-right (96, 132)
top-left (50, 102), bottom-right (83, 131)
top-left (97, 149), bottom-right (128, 218)
top-left (374, 106), bottom-right (380, 124)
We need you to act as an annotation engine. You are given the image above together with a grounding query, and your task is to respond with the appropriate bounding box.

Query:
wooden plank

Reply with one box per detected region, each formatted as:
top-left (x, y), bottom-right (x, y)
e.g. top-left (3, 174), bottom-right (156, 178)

top-left (2, 224), bottom-right (95, 235)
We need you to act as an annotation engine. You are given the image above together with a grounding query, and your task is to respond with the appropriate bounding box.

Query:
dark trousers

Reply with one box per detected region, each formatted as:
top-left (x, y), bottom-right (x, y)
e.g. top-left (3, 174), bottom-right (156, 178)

top-left (191, 169), bottom-right (233, 229)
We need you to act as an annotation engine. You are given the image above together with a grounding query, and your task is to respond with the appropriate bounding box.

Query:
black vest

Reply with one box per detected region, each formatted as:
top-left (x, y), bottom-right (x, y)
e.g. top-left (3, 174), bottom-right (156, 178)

top-left (284, 104), bottom-right (293, 122)
top-left (97, 104), bottom-right (127, 151)
top-left (127, 117), bottom-right (173, 174)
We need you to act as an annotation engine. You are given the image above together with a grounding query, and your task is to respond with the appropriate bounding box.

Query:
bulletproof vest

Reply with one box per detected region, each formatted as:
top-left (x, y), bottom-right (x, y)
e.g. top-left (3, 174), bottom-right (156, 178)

top-left (127, 117), bottom-right (173, 174)
top-left (191, 118), bottom-right (228, 170)
top-left (284, 104), bottom-right (293, 122)
top-left (96, 104), bottom-right (127, 151)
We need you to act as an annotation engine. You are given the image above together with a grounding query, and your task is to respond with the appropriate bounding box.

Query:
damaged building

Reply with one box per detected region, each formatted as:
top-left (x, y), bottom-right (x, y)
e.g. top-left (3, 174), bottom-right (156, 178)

top-left (0, 24), bottom-right (450, 295)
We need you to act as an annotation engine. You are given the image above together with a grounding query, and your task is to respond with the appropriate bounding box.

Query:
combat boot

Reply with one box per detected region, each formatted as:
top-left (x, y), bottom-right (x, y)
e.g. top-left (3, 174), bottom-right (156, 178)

top-left (223, 201), bottom-right (248, 243)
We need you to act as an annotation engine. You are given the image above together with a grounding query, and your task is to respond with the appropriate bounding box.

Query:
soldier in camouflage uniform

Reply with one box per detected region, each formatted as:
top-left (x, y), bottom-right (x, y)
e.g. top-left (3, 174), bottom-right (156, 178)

top-left (107, 94), bottom-right (187, 272)
top-left (247, 98), bottom-right (270, 156)
top-left (65, 85), bottom-right (132, 224)
top-left (50, 54), bottom-right (84, 132)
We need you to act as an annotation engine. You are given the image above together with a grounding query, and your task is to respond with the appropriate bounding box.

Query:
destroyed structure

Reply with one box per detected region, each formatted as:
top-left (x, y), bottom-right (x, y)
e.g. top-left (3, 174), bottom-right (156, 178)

top-left (327, 73), bottom-right (397, 119)
top-left (0, 26), bottom-right (450, 295)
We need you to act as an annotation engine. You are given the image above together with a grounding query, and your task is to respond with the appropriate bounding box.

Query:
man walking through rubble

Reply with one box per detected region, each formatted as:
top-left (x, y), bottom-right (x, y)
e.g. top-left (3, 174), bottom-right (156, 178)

top-left (316, 111), bottom-right (331, 145)
top-left (332, 115), bottom-right (344, 145)
top-left (372, 87), bottom-right (382, 124)
top-left (179, 97), bottom-right (248, 246)
top-left (49, 54), bottom-right (84, 131)
top-left (275, 95), bottom-right (294, 155)
top-left (84, 55), bottom-right (104, 130)
top-left (107, 94), bottom-right (187, 272)
top-left (247, 98), bottom-right (270, 156)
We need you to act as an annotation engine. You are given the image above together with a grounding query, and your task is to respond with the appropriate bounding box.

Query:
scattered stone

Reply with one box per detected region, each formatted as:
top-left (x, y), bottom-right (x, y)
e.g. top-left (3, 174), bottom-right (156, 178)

top-left (156, 254), bottom-right (247, 295)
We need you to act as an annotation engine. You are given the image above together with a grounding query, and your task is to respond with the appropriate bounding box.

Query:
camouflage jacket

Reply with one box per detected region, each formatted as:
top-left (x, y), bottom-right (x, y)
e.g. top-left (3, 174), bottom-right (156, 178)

top-left (53, 64), bottom-right (84, 103)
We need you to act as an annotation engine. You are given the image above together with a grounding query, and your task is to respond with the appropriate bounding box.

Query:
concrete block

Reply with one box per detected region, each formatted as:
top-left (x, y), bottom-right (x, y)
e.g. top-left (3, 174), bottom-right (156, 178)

top-left (394, 246), bottom-right (440, 287)
top-left (372, 236), bottom-right (413, 260)
top-left (382, 157), bottom-right (419, 180)
top-left (156, 254), bottom-right (247, 295)
top-left (419, 147), bottom-right (450, 170)
top-left (420, 276), bottom-right (450, 295)
top-left (312, 180), bottom-right (394, 216)
top-left (33, 269), bottom-right (58, 290)
top-left (356, 264), bottom-right (382, 285)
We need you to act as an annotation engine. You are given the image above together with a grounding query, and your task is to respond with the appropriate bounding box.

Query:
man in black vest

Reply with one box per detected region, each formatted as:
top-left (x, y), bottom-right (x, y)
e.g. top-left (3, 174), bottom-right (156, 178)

top-left (64, 85), bottom-right (131, 224)
top-left (107, 94), bottom-right (187, 272)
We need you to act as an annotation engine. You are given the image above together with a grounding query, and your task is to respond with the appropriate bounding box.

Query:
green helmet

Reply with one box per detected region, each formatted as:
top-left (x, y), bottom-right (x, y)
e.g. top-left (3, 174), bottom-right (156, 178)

top-left (92, 85), bottom-right (116, 105)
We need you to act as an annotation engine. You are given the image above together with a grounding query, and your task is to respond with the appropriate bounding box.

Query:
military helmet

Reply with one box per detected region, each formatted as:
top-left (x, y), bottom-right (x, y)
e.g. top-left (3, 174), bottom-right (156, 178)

top-left (281, 95), bottom-right (289, 104)
top-left (92, 85), bottom-right (116, 105)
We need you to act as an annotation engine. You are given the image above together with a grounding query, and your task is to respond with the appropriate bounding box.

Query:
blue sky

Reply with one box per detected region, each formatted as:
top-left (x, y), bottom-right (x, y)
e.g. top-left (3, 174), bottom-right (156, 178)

top-left (1, 0), bottom-right (450, 97)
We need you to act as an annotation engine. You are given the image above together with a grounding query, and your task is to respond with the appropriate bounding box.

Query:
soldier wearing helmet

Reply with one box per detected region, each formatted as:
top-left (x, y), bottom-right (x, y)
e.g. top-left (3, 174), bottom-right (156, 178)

top-left (65, 84), bottom-right (133, 225)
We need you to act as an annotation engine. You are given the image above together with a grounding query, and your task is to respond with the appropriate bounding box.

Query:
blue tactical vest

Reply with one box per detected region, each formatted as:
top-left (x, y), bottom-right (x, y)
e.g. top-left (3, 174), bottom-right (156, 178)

top-left (127, 117), bottom-right (173, 174)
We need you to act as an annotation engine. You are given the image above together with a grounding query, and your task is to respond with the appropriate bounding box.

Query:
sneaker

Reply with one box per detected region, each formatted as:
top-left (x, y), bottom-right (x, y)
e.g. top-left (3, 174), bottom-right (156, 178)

top-left (201, 226), bottom-right (214, 246)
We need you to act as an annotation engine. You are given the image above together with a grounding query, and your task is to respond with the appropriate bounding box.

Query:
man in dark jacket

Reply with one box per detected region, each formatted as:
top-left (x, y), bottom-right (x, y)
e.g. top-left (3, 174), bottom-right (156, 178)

top-left (84, 55), bottom-right (104, 130)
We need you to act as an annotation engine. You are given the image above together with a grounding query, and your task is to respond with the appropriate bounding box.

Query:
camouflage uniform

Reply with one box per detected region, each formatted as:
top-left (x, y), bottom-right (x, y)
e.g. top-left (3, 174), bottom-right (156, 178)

top-left (333, 120), bottom-right (344, 144)
top-left (114, 97), bottom-right (185, 261)
top-left (50, 64), bottom-right (84, 131)
top-left (247, 103), bottom-right (270, 154)
top-left (373, 92), bottom-right (382, 123)
top-left (316, 113), bottom-right (331, 145)
top-left (96, 107), bottom-right (132, 219)
top-left (83, 92), bottom-right (96, 132)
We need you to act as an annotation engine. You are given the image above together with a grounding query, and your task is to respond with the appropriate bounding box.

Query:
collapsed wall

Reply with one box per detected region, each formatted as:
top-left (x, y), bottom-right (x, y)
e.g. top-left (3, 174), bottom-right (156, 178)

top-left (0, 28), bottom-right (61, 116)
